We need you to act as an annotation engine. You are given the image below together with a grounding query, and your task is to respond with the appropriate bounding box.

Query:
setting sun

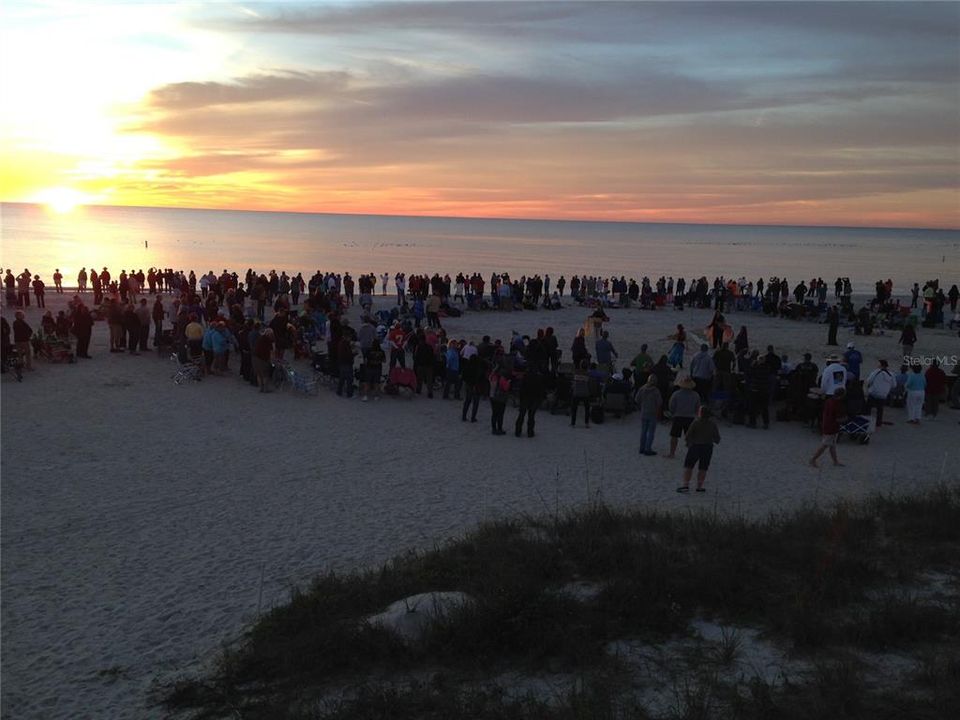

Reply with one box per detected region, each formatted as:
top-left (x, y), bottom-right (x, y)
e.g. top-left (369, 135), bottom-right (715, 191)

top-left (30, 187), bottom-right (92, 214)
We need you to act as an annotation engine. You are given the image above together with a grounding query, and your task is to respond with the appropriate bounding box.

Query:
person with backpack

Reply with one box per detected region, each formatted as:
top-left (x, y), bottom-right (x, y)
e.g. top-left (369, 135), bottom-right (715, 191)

top-left (570, 360), bottom-right (592, 428)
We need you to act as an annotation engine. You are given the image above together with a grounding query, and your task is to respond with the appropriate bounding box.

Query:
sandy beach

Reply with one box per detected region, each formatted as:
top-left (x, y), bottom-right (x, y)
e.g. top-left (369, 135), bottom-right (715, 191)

top-left (2, 290), bottom-right (958, 719)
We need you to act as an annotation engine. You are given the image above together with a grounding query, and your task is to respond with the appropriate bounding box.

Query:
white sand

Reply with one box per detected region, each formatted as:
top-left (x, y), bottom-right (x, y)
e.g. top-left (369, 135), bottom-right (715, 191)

top-left (2, 292), bottom-right (958, 718)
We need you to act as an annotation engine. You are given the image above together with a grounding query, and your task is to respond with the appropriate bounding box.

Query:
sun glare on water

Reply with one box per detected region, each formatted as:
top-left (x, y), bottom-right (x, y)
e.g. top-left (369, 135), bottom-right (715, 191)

top-left (31, 187), bottom-right (92, 214)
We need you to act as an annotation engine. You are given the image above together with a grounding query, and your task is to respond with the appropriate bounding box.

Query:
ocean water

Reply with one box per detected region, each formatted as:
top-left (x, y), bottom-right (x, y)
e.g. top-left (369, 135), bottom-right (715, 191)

top-left (1, 203), bottom-right (957, 294)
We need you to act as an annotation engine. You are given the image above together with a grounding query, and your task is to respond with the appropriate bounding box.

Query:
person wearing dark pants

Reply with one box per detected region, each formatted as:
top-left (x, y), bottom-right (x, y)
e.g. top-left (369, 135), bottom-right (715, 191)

top-left (489, 365), bottom-right (510, 435)
top-left (515, 368), bottom-right (545, 437)
top-left (570, 362), bottom-right (592, 427)
top-left (460, 353), bottom-right (483, 422)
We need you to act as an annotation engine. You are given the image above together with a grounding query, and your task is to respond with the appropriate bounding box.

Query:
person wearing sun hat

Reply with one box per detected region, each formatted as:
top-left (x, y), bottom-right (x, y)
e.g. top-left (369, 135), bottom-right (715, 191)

top-left (666, 374), bottom-right (700, 459)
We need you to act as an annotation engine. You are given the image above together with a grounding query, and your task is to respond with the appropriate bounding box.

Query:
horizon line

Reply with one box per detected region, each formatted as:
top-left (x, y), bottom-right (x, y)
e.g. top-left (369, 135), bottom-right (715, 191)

top-left (2, 200), bottom-right (957, 234)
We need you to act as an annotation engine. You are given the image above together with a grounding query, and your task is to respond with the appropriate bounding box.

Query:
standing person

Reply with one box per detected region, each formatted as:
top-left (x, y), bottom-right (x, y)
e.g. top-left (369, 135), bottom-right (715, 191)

top-left (362, 339), bottom-right (386, 401)
top-left (666, 376), bottom-right (700, 458)
top-left (17, 270), bottom-right (31, 307)
top-left (826, 305), bottom-right (840, 346)
top-left (924, 359), bottom-right (947, 419)
top-left (461, 348), bottom-right (486, 423)
top-left (380, 272), bottom-right (389, 296)
top-left (53, 269), bottom-right (63, 293)
top-left (569, 360), bottom-right (592, 428)
top-left (677, 407), bottom-right (721, 492)
top-left (413, 329), bottom-right (435, 398)
top-left (489, 363), bottom-right (510, 435)
top-left (71, 302), bottom-right (93, 358)
top-left (734, 325), bottom-right (749, 354)
top-left (810, 388), bottom-right (847, 467)
top-left (594, 330), bottom-right (617, 374)
top-left (843, 342), bottom-right (863, 380)
top-left (32, 275), bottom-right (46, 308)
top-left (865, 359), bottom-right (895, 428)
top-left (135, 298), bottom-right (151, 351)
top-left (689, 343), bottom-right (715, 402)
top-left (667, 324), bottom-right (687, 368)
top-left (820, 354), bottom-right (848, 397)
top-left (253, 328), bottom-right (274, 392)
top-left (77, 267), bottom-right (87, 292)
top-left (123, 302), bottom-right (141, 354)
top-left (12, 311), bottom-right (33, 370)
top-left (636, 374), bottom-right (663, 456)
top-left (904, 364), bottom-right (926, 424)
top-left (442, 341), bottom-right (462, 400)
top-left (707, 310), bottom-right (726, 349)
top-left (898, 323), bottom-right (917, 363)
top-left (152, 296), bottom-right (165, 346)
top-left (514, 366), bottom-right (545, 438)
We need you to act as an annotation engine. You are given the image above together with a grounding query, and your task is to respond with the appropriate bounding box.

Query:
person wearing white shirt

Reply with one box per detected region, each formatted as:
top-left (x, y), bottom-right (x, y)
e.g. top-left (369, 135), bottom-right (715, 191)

top-left (819, 356), bottom-right (848, 396)
top-left (865, 359), bottom-right (895, 427)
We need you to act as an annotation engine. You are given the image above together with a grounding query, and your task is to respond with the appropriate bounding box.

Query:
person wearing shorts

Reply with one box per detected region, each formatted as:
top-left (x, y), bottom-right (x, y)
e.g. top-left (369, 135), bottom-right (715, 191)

top-left (666, 376), bottom-right (701, 459)
top-left (678, 406), bottom-right (721, 493)
top-left (810, 388), bottom-right (846, 468)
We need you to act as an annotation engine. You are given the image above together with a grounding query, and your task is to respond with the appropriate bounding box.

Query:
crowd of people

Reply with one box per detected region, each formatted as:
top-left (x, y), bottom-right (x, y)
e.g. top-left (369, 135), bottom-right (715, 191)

top-left (3, 264), bottom-right (957, 493)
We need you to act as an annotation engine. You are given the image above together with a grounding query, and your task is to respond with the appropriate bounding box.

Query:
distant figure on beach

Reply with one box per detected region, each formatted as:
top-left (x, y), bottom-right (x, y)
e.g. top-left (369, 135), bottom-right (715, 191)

top-left (677, 406), bottom-right (720, 492)
top-left (53, 269), bottom-right (63, 293)
top-left (810, 387), bottom-right (846, 468)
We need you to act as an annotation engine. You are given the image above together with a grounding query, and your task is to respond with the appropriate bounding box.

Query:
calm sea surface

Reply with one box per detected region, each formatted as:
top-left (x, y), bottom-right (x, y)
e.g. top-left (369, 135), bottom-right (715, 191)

top-left (1, 203), bottom-right (957, 294)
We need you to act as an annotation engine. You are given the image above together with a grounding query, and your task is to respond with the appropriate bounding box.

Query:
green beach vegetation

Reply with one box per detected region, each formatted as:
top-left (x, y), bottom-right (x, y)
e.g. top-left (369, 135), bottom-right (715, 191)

top-left (162, 486), bottom-right (960, 719)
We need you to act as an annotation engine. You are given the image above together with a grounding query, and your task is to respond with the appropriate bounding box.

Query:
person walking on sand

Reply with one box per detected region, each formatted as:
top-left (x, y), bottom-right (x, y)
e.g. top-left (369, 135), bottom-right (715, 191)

top-left (489, 362), bottom-right (510, 435)
top-left (666, 375), bottom-right (700, 458)
top-left (570, 360), bottom-right (593, 428)
top-left (810, 387), bottom-right (846, 468)
top-left (677, 406), bottom-right (720, 492)
top-left (637, 374), bottom-right (662, 456)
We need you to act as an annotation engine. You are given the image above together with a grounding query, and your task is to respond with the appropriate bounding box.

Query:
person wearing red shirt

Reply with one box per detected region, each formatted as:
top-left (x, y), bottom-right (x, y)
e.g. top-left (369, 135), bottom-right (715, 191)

top-left (925, 360), bottom-right (947, 418)
top-left (810, 387), bottom-right (847, 468)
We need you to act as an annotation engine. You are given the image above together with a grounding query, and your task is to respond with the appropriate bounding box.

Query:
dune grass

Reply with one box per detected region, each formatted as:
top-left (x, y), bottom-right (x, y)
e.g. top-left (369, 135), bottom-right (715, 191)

top-left (162, 485), bottom-right (960, 719)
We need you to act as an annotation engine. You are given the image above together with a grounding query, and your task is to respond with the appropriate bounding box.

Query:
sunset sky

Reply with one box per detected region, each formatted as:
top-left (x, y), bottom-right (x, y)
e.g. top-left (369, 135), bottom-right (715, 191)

top-left (1, 1), bottom-right (958, 227)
